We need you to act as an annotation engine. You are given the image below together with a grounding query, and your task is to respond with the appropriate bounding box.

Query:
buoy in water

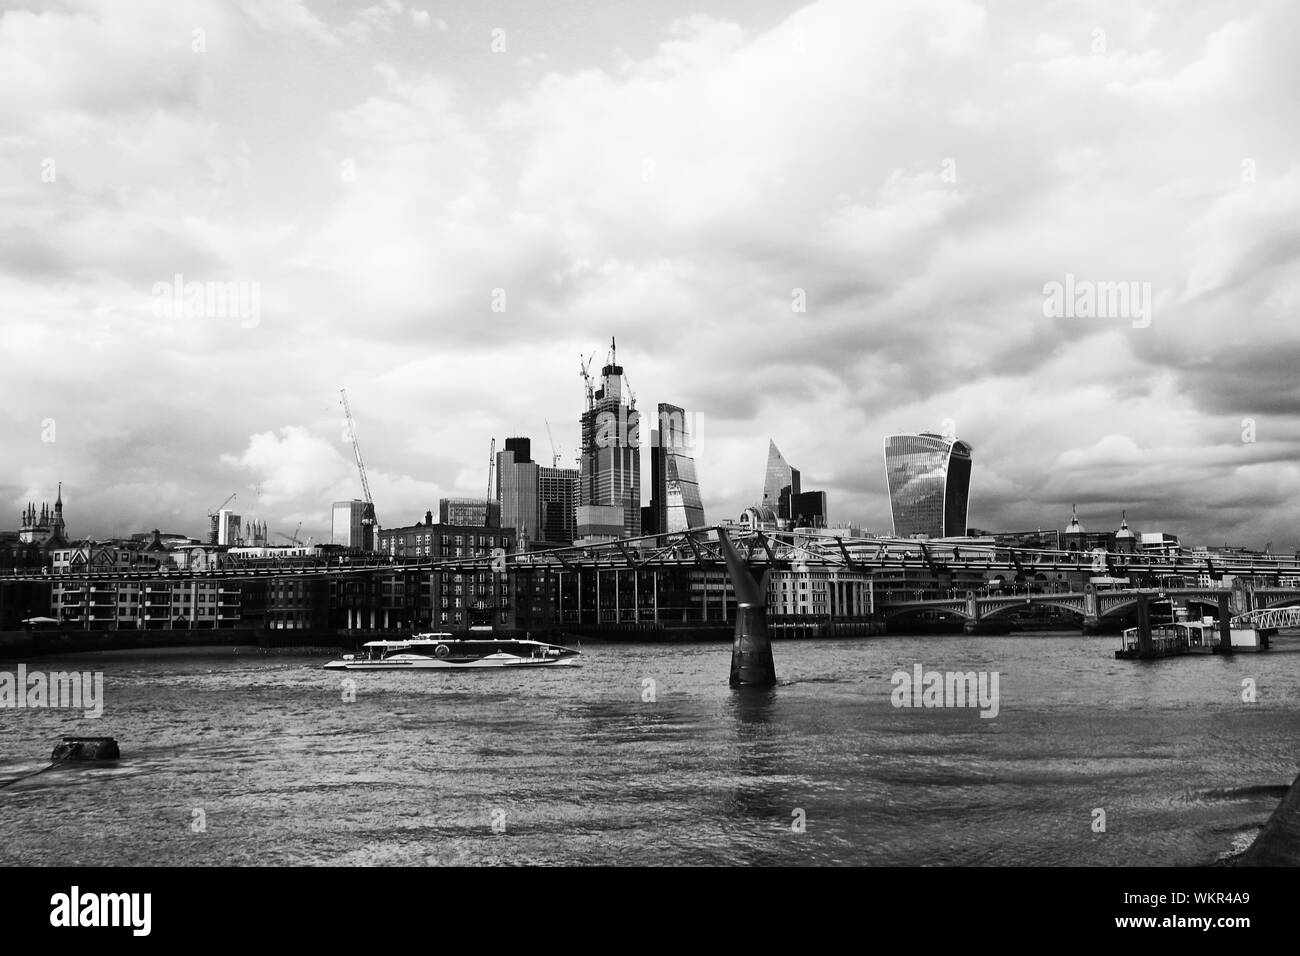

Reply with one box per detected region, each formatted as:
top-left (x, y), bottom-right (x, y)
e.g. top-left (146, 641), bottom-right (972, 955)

top-left (51, 736), bottom-right (120, 762)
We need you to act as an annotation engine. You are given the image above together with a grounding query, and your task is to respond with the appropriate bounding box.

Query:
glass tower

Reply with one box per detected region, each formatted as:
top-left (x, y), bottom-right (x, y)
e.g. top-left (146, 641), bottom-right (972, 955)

top-left (649, 403), bottom-right (706, 534)
top-left (496, 441), bottom-right (540, 542)
top-left (762, 440), bottom-right (801, 519)
top-left (883, 433), bottom-right (972, 538)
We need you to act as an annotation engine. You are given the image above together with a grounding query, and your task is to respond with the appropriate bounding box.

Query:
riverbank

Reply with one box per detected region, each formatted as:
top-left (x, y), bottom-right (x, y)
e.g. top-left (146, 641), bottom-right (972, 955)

top-left (0, 627), bottom-right (348, 661)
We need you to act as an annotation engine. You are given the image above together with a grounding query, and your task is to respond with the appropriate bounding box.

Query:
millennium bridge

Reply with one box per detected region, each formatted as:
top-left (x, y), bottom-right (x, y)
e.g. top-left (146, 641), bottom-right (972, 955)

top-left (3, 526), bottom-right (1298, 583)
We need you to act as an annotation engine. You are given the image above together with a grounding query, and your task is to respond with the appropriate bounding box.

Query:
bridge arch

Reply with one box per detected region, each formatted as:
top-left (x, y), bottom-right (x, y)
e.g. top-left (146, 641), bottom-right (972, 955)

top-left (1178, 596), bottom-right (1225, 616)
top-left (979, 600), bottom-right (1084, 621)
top-left (880, 604), bottom-right (973, 622)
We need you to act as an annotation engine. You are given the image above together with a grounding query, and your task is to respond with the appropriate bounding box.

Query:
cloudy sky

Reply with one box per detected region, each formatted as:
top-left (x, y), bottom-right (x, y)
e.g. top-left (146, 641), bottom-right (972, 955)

top-left (2, 0), bottom-right (1298, 549)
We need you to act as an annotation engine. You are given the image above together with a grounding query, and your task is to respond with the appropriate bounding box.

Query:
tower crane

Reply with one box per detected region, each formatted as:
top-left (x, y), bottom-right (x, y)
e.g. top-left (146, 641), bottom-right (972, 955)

top-left (579, 352), bottom-right (595, 410)
top-left (487, 438), bottom-right (496, 502)
top-left (277, 522), bottom-right (303, 546)
top-left (339, 388), bottom-right (378, 550)
top-left (207, 492), bottom-right (236, 544)
top-left (544, 418), bottom-right (561, 467)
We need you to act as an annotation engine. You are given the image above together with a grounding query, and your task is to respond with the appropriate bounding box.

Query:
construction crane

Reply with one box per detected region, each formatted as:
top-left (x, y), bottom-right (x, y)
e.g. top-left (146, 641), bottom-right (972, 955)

top-left (579, 352), bottom-right (595, 410)
top-left (277, 522), bottom-right (303, 546)
top-left (487, 438), bottom-right (496, 502)
top-left (207, 492), bottom-right (236, 544)
top-left (623, 370), bottom-right (636, 410)
top-left (339, 388), bottom-right (378, 549)
top-left (544, 418), bottom-right (561, 467)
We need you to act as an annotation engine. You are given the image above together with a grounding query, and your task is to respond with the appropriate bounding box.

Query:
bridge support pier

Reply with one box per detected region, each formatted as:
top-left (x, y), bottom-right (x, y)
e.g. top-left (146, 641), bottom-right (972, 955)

top-left (731, 604), bottom-right (776, 685)
top-left (1231, 579), bottom-right (1250, 616)
top-left (718, 529), bottom-right (776, 687)
top-left (1081, 583), bottom-right (1102, 634)
top-left (961, 591), bottom-right (989, 633)
top-left (1218, 594), bottom-right (1233, 653)
top-left (1135, 592), bottom-right (1153, 656)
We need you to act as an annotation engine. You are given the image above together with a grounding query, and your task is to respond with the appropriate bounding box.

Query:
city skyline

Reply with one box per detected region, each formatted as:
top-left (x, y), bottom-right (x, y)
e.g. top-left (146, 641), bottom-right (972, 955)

top-left (6, 329), bottom-right (1297, 549)
top-left (2, 0), bottom-right (1298, 549)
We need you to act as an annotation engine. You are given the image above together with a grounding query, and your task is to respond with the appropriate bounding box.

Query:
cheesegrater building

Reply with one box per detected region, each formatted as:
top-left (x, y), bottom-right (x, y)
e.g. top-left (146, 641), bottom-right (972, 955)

top-left (883, 433), bottom-right (972, 538)
top-left (647, 402), bottom-right (706, 535)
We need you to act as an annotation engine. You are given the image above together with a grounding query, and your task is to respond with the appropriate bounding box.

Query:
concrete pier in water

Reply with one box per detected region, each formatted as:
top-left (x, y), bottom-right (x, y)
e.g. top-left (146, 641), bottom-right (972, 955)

top-left (1239, 769), bottom-right (1300, 866)
top-left (717, 529), bottom-right (776, 687)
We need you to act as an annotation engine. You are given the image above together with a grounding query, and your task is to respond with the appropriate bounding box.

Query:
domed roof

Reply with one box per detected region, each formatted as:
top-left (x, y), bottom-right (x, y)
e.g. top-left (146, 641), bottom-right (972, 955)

top-left (1064, 504), bottom-right (1084, 534)
top-left (1115, 510), bottom-right (1136, 539)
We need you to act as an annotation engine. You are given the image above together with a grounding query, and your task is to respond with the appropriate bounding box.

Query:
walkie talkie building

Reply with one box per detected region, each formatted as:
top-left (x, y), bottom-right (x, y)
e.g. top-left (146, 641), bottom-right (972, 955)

top-left (883, 433), bottom-right (972, 538)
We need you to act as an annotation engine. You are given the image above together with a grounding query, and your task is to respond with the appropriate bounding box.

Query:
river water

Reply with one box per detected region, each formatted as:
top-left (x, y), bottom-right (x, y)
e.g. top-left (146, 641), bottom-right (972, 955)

top-left (2, 632), bottom-right (1297, 866)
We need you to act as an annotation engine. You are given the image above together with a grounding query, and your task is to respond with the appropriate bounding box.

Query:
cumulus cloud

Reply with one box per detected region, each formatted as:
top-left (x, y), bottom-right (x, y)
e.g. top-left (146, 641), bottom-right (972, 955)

top-left (220, 427), bottom-right (354, 507)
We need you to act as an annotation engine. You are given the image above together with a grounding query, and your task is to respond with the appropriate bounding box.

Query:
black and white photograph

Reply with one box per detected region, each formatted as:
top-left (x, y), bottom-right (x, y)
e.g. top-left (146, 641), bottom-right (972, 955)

top-left (0, 0), bottom-right (1295, 932)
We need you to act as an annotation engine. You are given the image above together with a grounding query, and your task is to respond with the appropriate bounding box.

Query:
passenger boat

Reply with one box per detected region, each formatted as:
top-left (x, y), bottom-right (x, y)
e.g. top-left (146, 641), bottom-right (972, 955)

top-left (1115, 617), bottom-right (1269, 659)
top-left (323, 632), bottom-right (581, 670)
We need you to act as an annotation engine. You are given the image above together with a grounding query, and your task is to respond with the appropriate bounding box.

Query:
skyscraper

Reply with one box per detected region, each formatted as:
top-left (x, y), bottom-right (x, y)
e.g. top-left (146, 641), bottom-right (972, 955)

top-left (578, 338), bottom-right (641, 539)
top-left (648, 403), bottom-right (706, 534)
top-left (883, 433), bottom-right (972, 538)
top-left (331, 500), bottom-right (370, 549)
top-left (497, 438), bottom-right (540, 544)
top-left (762, 440), bottom-right (801, 519)
top-left (496, 436), bottom-right (577, 547)
top-left (539, 465), bottom-right (578, 545)
top-left (217, 508), bottom-right (242, 546)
